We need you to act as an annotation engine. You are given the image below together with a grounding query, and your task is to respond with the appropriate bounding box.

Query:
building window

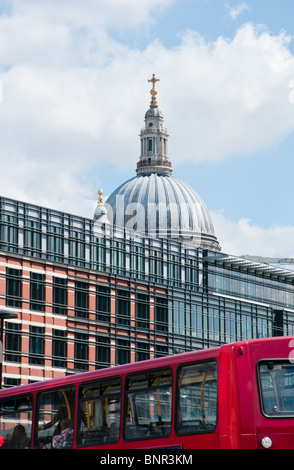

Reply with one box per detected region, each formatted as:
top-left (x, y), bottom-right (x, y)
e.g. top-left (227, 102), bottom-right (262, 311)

top-left (52, 329), bottom-right (67, 368)
top-left (169, 255), bottom-right (181, 287)
top-left (155, 297), bottom-right (168, 332)
top-left (136, 342), bottom-right (149, 362)
top-left (70, 231), bottom-right (86, 266)
top-left (48, 226), bottom-right (64, 263)
top-left (208, 307), bottom-right (220, 341)
top-left (0, 215), bottom-right (18, 252)
top-left (29, 326), bottom-right (44, 365)
top-left (25, 221), bottom-right (41, 256)
top-left (53, 277), bottom-right (67, 315)
top-left (150, 250), bottom-right (163, 281)
top-left (116, 290), bottom-right (130, 326)
top-left (74, 332), bottom-right (88, 371)
top-left (225, 310), bottom-right (236, 342)
top-left (191, 304), bottom-right (202, 338)
top-left (30, 272), bottom-right (45, 312)
top-left (96, 285), bottom-right (111, 322)
top-left (6, 268), bottom-right (22, 308)
top-left (113, 242), bottom-right (126, 275)
top-left (75, 281), bottom-right (89, 318)
top-left (116, 338), bottom-right (130, 365)
top-left (3, 377), bottom-right (20, 388)
top-left (5, 322), bottom-right (21, 363)
top-left (132, 246), bottom-right (145, 279)
top-left (154, 343), bottom-right (168, 358)
top-left (174, 300), bottom-right (185, 335)
top-left (96, 336), bottom-right (111, 368)
top-left (136, 293), bottom-right (149, 330)
top-left (148, 138), bottom-right (152, 152)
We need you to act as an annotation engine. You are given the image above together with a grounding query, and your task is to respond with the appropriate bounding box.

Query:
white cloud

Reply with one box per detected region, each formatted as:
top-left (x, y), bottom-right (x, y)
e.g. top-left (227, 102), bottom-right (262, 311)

top-left (212, 210), bottom-right (294, 258)
top-left (225, 2), bottom-right (250, 21)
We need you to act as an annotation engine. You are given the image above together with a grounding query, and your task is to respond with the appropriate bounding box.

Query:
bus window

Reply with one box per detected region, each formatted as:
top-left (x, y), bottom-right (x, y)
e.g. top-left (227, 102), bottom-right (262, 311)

top-left (258, 361), bottom-right (294, 416)
top-left (176, 361), bottom-right (217, 435)
top-left (77, 378), bottom-right (121, 447)
top-left (35, 387), bottom-right (75, 449)
top-left (124, 369), bottom-right (172, 441)
top-left (0, 395), bottom-right (33, 449)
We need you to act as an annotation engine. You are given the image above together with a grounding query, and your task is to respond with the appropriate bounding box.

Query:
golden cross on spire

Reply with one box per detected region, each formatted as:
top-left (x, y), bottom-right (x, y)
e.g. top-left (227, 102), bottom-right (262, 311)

top-left (148, 74), bottom-right (160, 107)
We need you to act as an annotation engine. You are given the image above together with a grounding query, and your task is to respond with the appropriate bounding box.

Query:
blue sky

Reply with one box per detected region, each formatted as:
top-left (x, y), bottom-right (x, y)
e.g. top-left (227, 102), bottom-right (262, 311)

top-left (1, 0), bottom-right (294, 257)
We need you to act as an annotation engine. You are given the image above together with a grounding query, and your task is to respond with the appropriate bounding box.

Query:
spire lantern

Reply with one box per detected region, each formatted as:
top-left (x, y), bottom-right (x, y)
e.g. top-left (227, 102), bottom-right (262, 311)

top-left (136, 75), bottom-right (172, 176)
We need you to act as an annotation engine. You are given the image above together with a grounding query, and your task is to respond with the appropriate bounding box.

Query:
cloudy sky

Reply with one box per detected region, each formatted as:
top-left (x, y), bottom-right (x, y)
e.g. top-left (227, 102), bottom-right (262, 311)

top-left (1, 0), bottom-right (294, 258)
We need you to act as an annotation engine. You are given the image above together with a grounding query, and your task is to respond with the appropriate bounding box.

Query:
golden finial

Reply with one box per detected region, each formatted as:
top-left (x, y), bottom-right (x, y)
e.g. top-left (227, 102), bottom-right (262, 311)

top-left (98, 188), bottom-right (103, 204)
top-left (148, 74), bottom-right (160, 107)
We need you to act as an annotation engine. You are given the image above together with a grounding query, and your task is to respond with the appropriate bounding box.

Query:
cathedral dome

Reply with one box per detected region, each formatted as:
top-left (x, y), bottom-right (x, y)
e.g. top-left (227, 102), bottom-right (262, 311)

top-left (105, 173), bottom-right (219, 249)
top-left (95, 74), bottom-right (220, 251)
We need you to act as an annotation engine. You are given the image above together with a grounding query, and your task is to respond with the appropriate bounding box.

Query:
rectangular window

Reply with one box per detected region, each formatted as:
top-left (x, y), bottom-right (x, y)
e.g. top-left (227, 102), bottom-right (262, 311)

top-left (74, 333), bottom-right (88, 371)
top-left (124, 369), bottom-right (172, 441)
top-left (5, 322), bottom-right (21, 363)
top-left (35, 387), bottom-right (75, 449)
top-left (48, 226), bottom-right (64, 262)
top-left (155, 297), bottom-right (168, 333)
top-left (29, 326), bottom-right (44, 365)
top-left (176, 361), bottom-right (218, 435)
top-left (96, 285), bottom-right (111, 322)
top-left (70, 231), bottom-right (85, 265)
top-left (136, 342), bottom-right (149, 362)
top-left (77, 378), bottom-right (121, 447)
top-left (96, 336), bottom-right (111, 368)
top-left (136, 293), bottom-right (149, 330)
top-left (75, 281), bottom-right (89, 319)
top-left (116, 338), bottom-right (130, 365)
top-left (25, 221), bottom-right (41, 256)
top-left (6, 268), bottom-right (22, 308)
top-left (0, 395), bottom-right (33, 449)
top-left (225, 310), bottom-right (236, 342)
top-left (258, 361), bottom-right (294, 417)
top-left (52, 329), bottom-right (67, 368)
top-left (208, 307), bottom-right (220, 341)
top-left (53, 277), bottom-right (67, 315)
top-left (116, 290), bottom-right (130, 326)
top-left (0, 215), bottom-right (18, 252)
top-left (191, 304), bottom-right (202, 338)
top-left (30, 272), bottom-right (45, 312)
top-left (174, 301), bottom-right (185, 335)
top-left (154, 344), bottom-right (168, 358)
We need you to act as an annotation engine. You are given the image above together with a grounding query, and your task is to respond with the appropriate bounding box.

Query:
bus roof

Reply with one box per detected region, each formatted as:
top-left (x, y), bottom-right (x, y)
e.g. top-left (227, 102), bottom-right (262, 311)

top-left (0, 336), bottom-right (291, 398)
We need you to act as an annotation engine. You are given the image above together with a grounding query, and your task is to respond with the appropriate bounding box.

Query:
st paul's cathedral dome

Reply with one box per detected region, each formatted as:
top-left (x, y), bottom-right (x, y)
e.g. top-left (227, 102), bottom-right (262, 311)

top-left (94, 75), bottom-right (220, 251)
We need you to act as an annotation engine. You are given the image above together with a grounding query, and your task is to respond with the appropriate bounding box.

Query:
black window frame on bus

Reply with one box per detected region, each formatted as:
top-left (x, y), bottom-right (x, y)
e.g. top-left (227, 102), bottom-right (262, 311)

top-left (123, 367), bottom-right (173, 442)
top-left (33, 385), bottom-right (76, 449)
top-left (76, 376), bottom-right (122, 448)
top-left (0, 394), bottom-right (33, 449)
top-left (175, 359), bottom-right (218, 436)
top-left (257, 359), bottom-right (294, 418)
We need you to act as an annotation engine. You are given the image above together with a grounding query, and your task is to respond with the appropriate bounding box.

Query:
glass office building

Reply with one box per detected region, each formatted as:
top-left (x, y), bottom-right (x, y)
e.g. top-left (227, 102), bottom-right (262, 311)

top-left (0, 77), bottom-right (293, 386)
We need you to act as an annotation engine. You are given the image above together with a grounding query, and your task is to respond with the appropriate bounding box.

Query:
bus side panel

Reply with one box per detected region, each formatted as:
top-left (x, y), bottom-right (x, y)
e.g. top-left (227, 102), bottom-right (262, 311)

top-left (218, 346), bottom-right (240, 449)
top-left (234, 343), bottom-right (258, 449)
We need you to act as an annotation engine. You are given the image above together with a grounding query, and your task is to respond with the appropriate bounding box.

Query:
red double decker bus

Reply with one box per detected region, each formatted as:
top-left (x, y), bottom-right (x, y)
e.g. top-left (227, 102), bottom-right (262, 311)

top-left (1, 336), bottom-right (294, 450)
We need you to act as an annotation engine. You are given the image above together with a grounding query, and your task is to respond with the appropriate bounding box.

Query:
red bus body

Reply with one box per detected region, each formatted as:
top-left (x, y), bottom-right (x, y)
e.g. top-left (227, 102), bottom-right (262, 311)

top-left (0, 336), bottom-right (294, 449)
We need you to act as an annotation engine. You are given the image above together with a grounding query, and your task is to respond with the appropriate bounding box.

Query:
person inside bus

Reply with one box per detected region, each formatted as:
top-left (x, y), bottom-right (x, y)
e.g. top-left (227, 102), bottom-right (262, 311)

top-left (8, 424), bottom-right (27, 449)
top-left (52, 418), bottom-right (73, 449)
top-left (38, 405), bottom-right (68, 435)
